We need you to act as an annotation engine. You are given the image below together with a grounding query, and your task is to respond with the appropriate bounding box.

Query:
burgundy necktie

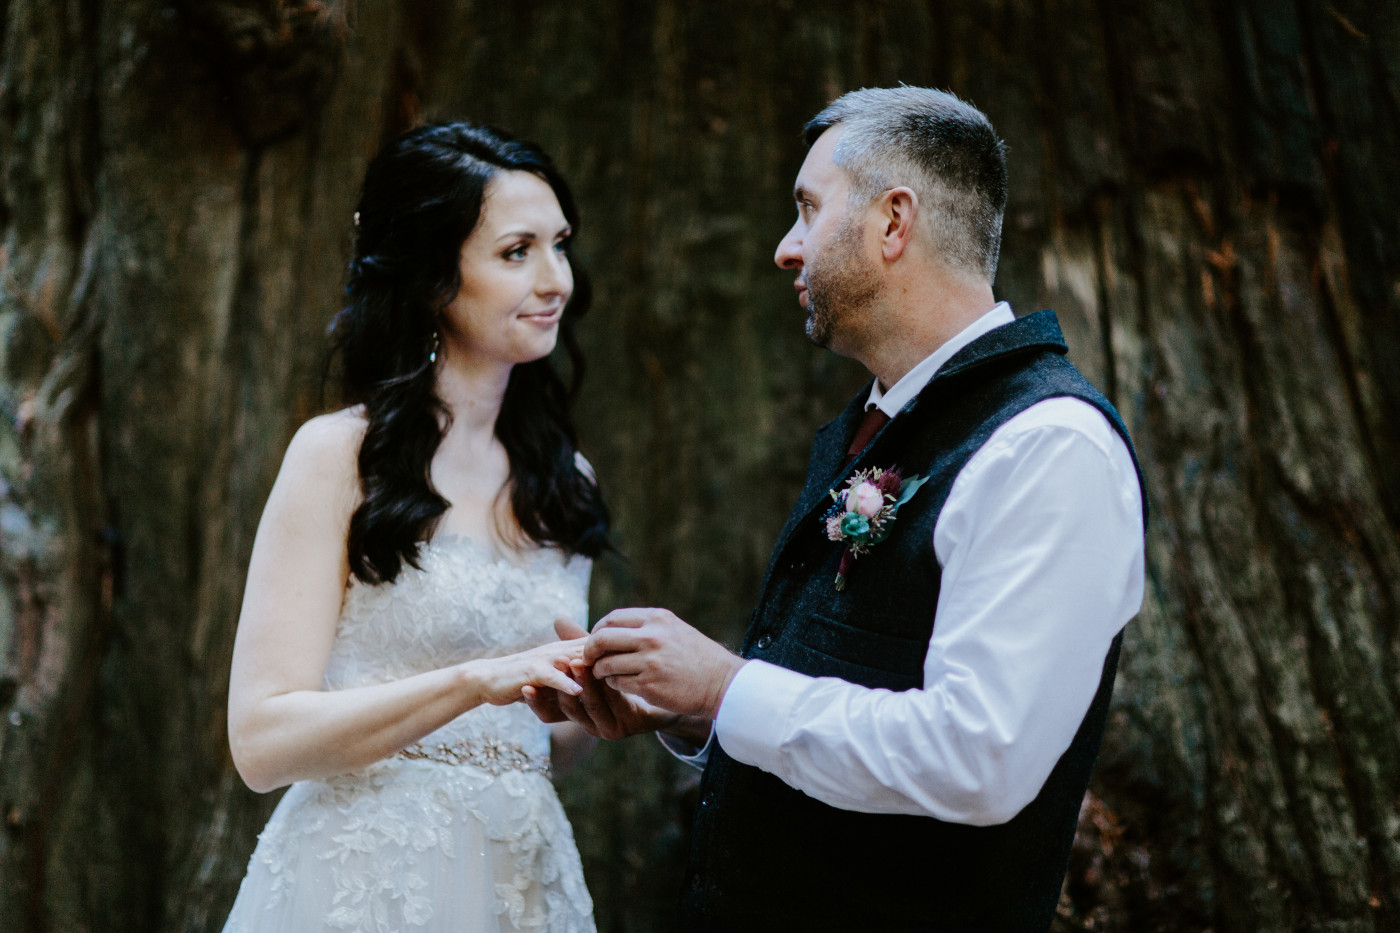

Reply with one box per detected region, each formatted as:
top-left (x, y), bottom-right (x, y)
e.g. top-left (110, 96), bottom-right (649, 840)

top-left (842, 407), bottom-right (891, 468)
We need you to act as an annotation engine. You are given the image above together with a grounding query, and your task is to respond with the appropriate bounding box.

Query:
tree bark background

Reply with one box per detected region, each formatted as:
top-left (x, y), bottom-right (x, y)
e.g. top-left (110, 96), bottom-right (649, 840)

top-left (0, 2), bottom-right (1395, 931)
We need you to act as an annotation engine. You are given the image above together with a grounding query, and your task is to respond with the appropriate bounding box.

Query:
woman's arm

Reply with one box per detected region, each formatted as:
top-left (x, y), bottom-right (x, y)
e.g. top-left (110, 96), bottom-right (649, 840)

top-left (227, 412), bottom-right (581, 793)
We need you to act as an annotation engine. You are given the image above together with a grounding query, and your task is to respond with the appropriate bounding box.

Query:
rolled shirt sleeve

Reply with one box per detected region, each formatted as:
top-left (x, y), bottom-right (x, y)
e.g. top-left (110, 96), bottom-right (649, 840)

top-left (713, 397), bottom-right (1145, 825)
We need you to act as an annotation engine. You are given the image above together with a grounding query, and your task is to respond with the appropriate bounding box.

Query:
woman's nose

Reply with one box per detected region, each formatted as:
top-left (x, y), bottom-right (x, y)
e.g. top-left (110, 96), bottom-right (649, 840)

top-left (539, 248), bottom-right (573, 295)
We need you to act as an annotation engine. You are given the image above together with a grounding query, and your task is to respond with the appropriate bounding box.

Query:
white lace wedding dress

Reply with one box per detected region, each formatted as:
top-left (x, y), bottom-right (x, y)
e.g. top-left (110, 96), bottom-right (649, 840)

top-left (222, 535), bottom-right (596, 933)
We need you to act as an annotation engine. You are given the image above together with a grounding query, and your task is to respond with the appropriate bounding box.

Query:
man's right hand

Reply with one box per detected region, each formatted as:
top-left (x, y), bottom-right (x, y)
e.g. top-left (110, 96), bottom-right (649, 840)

top-left (523, 620), bottom-right (686, 741)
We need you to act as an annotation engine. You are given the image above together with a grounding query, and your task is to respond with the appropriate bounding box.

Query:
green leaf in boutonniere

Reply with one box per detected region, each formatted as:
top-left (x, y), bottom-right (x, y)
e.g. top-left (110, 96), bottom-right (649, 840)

top-left (893, 474), bottom-right (929, 508)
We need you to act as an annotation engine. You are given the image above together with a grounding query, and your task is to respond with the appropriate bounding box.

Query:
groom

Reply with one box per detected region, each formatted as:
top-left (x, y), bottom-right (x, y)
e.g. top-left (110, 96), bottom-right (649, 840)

top-left (530, 86), bottom-right (1146, 932)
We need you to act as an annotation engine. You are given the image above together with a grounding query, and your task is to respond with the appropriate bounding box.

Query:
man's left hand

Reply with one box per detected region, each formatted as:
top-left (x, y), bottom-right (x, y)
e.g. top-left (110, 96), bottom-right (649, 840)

top-left (585, 608), bottom-right (745, 720)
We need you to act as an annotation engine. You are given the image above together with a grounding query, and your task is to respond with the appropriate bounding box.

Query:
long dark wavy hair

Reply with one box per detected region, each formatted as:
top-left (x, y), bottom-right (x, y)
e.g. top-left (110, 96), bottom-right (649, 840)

top-left (328, 122), bottom-right (610, 585)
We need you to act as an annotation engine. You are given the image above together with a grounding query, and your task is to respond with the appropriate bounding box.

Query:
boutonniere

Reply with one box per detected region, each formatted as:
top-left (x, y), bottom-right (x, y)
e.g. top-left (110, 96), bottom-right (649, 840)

top-left (822, 466), bottom-right (929, 590)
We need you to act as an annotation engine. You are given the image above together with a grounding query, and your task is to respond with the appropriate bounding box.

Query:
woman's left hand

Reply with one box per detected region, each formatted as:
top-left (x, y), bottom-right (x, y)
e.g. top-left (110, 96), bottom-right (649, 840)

top-left (467, 638), bottom-right (587, 707)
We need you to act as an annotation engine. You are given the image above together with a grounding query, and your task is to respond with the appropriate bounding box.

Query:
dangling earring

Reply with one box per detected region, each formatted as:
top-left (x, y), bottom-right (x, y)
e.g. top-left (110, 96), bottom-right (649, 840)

top-left (428, 330), bottom-right (440, 364)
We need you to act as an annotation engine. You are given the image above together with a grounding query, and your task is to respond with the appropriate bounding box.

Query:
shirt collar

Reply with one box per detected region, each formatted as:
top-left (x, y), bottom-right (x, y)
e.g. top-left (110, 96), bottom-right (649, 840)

top-left (866, 302), bottom-right (1017, 416)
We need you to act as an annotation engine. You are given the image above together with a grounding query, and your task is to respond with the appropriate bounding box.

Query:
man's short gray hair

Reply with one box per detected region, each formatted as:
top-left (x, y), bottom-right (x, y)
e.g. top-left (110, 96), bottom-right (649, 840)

top-left (804, 86), bottom-right (1008, 284)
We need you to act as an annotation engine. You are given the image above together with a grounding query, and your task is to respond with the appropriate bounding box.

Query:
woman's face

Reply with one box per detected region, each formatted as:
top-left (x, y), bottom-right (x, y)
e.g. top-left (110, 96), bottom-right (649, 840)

top-left (440, 170), bottom-right (573, 369)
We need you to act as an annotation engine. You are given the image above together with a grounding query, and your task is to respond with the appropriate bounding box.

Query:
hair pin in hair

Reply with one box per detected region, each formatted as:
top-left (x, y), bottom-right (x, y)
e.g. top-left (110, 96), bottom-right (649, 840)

top-left (353, 211), bottom-right (361, 228)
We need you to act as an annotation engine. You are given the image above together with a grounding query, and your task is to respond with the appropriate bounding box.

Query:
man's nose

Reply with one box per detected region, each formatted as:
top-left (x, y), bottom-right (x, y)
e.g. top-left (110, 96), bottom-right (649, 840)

top-left (774, 223), bottom-right (803, 269)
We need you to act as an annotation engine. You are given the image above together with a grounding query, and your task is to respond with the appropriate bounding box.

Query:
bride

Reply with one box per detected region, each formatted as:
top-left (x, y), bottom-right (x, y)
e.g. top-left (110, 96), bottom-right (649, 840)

top-left (221, 122), bottom-right (608, 933)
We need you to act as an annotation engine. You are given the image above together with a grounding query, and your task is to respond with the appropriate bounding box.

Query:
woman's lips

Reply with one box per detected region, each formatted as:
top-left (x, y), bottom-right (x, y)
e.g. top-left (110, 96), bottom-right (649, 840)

top-left (519, 308), bottom-right (562, 326)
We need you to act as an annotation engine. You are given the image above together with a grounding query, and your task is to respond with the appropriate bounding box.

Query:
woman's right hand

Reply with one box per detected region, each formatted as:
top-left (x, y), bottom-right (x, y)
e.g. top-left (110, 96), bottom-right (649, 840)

top-left (468, 639), bottom-right (587, 707)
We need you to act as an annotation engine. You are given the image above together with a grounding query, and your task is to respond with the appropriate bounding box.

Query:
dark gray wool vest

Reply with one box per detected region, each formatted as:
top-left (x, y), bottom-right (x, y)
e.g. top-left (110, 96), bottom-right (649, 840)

top-left (677, 310), bottom-right (1146, 933)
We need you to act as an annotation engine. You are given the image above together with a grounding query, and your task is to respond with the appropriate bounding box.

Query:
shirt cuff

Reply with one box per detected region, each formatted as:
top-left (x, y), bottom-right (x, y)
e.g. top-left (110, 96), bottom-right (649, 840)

top-left (657, 725), bottom-right (714, 771)
top-left (714, 659), bottom-right (814, 773)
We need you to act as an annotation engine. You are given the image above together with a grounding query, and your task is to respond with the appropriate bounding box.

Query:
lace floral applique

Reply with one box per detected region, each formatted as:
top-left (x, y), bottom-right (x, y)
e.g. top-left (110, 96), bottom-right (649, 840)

top-left (220, 540), bottom-right (595, 933)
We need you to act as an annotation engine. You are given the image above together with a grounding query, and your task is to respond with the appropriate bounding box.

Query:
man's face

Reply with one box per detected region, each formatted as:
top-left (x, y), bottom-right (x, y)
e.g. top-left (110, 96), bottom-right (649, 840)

top-left (774, 127), bottom-right (879, 351)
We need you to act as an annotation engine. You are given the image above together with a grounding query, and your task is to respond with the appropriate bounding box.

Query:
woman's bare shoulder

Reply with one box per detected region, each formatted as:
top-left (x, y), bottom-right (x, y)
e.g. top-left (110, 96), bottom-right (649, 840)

top-left (277, 407), bottom-right (367, 500)
top-left (290, 406), bottom-right (367, 453)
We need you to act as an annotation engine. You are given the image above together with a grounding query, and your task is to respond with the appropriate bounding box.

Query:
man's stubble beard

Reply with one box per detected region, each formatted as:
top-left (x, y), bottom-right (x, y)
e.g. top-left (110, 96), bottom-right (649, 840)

top-left (803, 213), bottom-right (880, 350)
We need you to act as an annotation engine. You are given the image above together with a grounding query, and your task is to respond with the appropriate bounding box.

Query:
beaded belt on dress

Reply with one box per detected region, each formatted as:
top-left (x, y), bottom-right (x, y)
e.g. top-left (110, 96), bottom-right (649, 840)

top-left (395, 736), bottom-right (552, 778)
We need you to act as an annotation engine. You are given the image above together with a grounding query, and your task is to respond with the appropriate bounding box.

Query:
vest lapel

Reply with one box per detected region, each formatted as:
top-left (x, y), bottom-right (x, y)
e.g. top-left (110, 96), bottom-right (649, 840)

top-left (769, 388), bottom-right (869, 557)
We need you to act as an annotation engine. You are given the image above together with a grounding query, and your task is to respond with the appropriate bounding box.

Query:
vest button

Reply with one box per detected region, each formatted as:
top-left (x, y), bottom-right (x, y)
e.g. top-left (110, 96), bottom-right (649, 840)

top-left (756, 634), bottom-right (772, 650)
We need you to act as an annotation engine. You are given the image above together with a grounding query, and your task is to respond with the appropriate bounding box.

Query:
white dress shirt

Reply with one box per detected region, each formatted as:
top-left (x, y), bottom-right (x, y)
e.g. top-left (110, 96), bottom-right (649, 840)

top-left (663, 303), bottom-right (1145, 827)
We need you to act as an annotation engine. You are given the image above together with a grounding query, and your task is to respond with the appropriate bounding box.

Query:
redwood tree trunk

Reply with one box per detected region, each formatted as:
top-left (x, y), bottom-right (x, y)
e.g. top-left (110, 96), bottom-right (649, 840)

top-left (0, 2), bottom-right (1395, 931)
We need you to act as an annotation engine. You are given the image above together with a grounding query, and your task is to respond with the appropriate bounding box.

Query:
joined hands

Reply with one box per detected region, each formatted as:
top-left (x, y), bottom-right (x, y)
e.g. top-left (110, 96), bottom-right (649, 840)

top-left (522, 611), bottom-right (746, 745)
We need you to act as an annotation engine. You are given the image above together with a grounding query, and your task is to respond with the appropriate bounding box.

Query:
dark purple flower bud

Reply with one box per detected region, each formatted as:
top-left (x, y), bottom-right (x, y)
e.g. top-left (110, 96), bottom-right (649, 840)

top-left (875, 469), bottom-right (903, 496)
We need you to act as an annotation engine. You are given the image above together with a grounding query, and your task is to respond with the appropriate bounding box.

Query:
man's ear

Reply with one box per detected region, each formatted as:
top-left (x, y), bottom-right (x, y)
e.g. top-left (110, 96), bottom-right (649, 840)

top-left (878, 186), bottom-right (919, 262)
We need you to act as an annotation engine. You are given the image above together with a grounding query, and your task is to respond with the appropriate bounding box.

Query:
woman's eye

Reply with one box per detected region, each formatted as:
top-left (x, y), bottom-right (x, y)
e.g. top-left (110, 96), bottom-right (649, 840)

top-left (553, 239), bottom-right (569, 254)
top-left (505, 244), bottom-right (528, 260)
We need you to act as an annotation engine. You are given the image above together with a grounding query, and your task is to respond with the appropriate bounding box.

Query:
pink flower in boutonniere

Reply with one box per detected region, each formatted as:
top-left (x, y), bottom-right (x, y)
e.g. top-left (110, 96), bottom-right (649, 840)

top-left (822, 466), bottom-right (929, 590)
top-left (849, 481), bottom-right (885, 518)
